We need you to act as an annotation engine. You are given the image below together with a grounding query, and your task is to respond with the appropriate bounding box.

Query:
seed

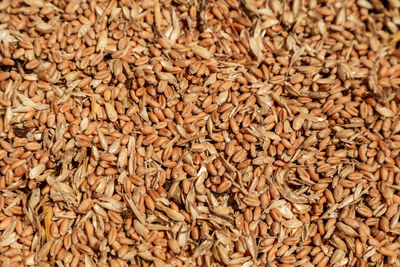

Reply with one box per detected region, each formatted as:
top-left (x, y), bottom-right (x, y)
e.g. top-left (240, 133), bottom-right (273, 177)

top-left (232, 149), bottom-right (247, 162)
top-left (105, 103), bottom-right (118, 122)
top-left (192, 46), bottom-right (213, 59)
top-left (0, 1), bottom-right (399, 266)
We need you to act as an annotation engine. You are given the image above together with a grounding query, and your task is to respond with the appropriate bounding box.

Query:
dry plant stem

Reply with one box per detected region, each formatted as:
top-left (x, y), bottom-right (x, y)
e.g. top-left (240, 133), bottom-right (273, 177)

top-left (0, 0), bottom-right (400, 266)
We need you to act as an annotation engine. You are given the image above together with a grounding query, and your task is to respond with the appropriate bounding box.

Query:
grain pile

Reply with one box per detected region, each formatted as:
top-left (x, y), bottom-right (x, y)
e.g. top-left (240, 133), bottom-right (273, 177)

top-left (0, 0), bottom-right (400, 266)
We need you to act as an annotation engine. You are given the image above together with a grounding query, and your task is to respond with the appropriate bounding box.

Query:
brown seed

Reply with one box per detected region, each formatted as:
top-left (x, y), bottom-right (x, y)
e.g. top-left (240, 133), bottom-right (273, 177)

top-left (0, 1), bottom-right (399, 266)
top-left (232, 149), bottom-right (247, 162)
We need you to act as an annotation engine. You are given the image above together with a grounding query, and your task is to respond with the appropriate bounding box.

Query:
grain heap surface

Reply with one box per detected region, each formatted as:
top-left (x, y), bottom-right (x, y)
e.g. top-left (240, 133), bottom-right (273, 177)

top-left (1, 0), bottom-right (400, 266)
